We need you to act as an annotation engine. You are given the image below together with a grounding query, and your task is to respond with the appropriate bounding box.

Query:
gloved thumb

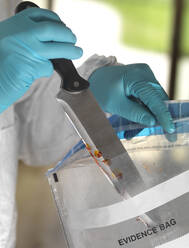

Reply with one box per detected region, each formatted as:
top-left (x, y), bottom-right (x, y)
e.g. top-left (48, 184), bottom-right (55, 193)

top-left (107, 96), bottom-right (156, 126)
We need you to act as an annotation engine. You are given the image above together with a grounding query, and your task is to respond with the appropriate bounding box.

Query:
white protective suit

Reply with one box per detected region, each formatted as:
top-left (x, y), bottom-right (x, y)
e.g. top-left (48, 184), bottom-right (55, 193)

top-left (0, 1), bottom-right (118, 247)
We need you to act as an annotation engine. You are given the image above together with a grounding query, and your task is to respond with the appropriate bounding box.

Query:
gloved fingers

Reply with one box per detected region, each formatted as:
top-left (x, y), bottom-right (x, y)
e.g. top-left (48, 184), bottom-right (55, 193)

top-left (21, 7), bottom-right (62, 22)
top-left (32, 59), bottom-right (54, 79)
top-left (148, 82), bottom-right (169, 100)
top-left (39, 42), bottom-right (83, 59)
top-left (22, 60), bottom-right (53, 83)
top-left (6, 59), bottom-right (53, 91)
top-left (34, 22), bottom-right (76, 43)
top-left (131, 82), bottom-right (175, 133)
top-left (108, 97), bottom-right (156, 126)
top-left (0, 103), bottom-right (9, 114)
top-left (151, 101), bottom-right (175, 134)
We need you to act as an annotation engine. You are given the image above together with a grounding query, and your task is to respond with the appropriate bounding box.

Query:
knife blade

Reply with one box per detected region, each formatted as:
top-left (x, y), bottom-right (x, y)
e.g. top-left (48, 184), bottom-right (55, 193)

top-left (16, 1), bottom-right (159, 227)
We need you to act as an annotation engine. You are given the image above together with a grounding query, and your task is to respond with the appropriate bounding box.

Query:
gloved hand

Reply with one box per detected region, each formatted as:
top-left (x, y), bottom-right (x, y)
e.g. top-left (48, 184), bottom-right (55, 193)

top-left (0, 8), bottom-right (83, 113)
top-left (89, 63), bottom-right (175, 133)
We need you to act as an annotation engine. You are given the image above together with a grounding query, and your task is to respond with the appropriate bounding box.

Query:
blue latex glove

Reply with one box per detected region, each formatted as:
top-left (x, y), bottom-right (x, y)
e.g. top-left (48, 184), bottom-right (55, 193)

top-left (89, 63), bottom-right (175, 133)
top-left (0, 8), bottom-right (83, 113)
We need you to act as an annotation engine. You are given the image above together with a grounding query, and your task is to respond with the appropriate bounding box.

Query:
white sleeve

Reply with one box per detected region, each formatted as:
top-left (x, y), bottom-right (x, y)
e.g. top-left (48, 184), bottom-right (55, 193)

top-left (15, 54), bottom-right (119, 166)
top-left (77, 54), bottom-right (120, 80)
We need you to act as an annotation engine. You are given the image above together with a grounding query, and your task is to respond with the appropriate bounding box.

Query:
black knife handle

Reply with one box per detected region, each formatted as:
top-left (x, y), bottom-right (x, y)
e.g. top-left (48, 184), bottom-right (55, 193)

top-left (15, 1), bottom-right (89, 92)
top-left (15, 1), bottom-right (38, 12)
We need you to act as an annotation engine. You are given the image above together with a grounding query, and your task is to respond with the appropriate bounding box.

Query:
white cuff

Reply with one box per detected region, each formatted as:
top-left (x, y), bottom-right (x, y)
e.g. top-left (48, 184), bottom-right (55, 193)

top-left (77, 54), bottom-right (120, 80)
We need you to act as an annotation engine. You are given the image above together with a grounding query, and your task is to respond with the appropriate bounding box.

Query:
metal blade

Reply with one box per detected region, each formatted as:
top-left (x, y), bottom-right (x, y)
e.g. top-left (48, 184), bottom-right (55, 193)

top-left (57, 88), bottom-right (159, 226)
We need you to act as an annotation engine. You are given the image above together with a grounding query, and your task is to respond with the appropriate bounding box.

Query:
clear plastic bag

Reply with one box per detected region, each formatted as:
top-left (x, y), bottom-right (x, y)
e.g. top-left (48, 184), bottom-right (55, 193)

top-left (47, 100), bottom-right (189, 248)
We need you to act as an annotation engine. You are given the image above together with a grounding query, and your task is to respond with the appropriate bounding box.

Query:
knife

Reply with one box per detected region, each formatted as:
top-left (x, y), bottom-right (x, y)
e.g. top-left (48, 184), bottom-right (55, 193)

top-left (16, 1), bottom-right (158, 226)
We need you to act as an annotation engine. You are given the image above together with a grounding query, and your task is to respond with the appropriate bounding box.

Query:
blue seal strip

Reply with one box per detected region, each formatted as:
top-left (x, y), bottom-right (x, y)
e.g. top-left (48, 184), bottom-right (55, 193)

top-left (48, 101), bottom-right (189, 174)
